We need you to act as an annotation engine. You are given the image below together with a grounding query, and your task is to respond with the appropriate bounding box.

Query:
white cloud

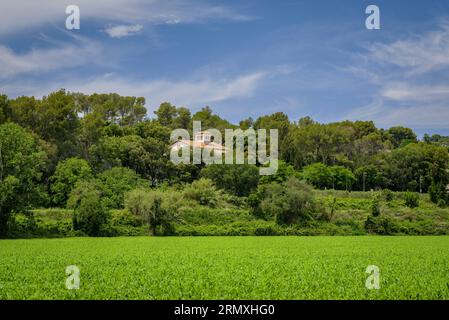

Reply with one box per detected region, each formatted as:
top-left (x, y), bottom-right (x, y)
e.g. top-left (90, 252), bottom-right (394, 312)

top-left (367, 23), bottom-right (449, 76)
top-left (0, 0), bottom-right (252, 37)
top-left (104, 24), bottom-right (143, 38)
top-left (344, 98), bottom-right (449, 129)
top-left (0, 38), bottom-right (103, 79)
top-left (381, 84), bottom-right (449, 102)
top-left (3, 72), bottom-right (266, 111)
top-left (343, 21), bottom-right (449, 130)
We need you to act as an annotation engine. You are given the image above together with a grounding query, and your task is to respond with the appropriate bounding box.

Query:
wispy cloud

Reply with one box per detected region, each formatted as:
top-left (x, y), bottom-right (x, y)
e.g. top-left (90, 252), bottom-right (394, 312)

top-left (342, 21), bottom-right (449, 130)
top-left (366, 23), bottom-right (449, 76)
top-left (0, 0), bottom-right (253, 37)
top-left (104, 24), bottom-right (143, 38)
top-left (381, 84), bottom-right (449, 102)
top-left (0, 38), bottom-right (103, 79)
top-left (3, 71), bottom-right (267, 112)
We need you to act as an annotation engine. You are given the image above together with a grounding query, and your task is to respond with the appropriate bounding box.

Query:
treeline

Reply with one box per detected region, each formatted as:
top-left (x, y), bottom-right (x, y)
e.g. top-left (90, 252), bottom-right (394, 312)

top-left (1, 89), bottom-right (449, 237)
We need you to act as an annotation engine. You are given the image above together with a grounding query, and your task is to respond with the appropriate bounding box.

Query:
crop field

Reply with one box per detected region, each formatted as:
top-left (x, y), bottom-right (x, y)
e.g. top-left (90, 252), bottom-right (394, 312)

top-left (0, 236), bottom-right (449, 300)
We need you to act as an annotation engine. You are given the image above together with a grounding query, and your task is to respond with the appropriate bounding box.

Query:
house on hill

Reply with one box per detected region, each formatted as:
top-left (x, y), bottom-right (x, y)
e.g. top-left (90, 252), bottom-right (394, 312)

top-left (171, 130), bottom-right (227, 154)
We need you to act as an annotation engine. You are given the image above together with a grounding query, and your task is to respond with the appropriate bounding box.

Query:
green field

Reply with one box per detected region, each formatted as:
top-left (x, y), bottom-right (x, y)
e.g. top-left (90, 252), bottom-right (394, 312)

top-left (1, 236), bottom-right (449, 300)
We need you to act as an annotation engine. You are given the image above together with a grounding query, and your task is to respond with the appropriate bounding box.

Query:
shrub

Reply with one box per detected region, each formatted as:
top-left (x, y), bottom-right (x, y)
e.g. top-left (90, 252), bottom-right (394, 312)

top-left (404, 192), bottom-right (419, 208)
top-left (364, 216), bottom-right (397, 235)
top-left (124, 189), bottom-right (177, 236)
top-left (437, 199), bottom-right (447, 208)
top-left (97, 167), bottom-right (146, 209)
top-left (429, 182), bottom-right (448, 206)
top-left (201, 164), bottom-right (259, 196)
top-left (183, 179), bottom-right (223, 207)
top-left (67, 180), bottom-right (101, 209)
top-left (301, 163), bottom-right (355, 190)
top-left (301, 163), bottom-right (332, 189)
top-left (50, 158), bottom-right (93, 207)
top-left (371, 194), bottom-right (381, 217)
top-left (382, 189), bottom-right (394, 202)
top-left (72, 189), bottom-right (110, 237)
top-left (257, 177), bottom-right (324, 225)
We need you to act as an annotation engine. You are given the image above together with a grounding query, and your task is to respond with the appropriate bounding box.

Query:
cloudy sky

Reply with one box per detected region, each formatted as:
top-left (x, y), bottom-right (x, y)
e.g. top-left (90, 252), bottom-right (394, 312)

top-left (1, 0), bottom-right (449, 136)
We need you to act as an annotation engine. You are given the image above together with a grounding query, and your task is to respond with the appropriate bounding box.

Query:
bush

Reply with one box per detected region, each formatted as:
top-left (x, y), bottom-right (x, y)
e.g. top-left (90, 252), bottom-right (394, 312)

top-left (97, 167), bottom-right (147, 209)
top-left (67, 180), bottom-right (101, 209)
top-left (256, 177), bottom-right (324, 225)
top-left (301, 163), bottom-right (355, 190)
top-left (124, 189), bottom-right (177, 236)
top-left (72, 190), bottom-right (110, 236)
top-left (50, 158), bottom-right (93, 207)
top-left (382, 189), bottom-right (394, 202)
top-left (183, 179), bottom-right (223, 207)
top-left (404, 192), bottom-right (419, 208)
top-left (371, 194), bottom-right (381, 217)
top-left (364, 216), bottom-right (397, 235)
top-left (429, 182), bottom-right (448, 206)
top-left (201, 164), bottom-right (259, 197)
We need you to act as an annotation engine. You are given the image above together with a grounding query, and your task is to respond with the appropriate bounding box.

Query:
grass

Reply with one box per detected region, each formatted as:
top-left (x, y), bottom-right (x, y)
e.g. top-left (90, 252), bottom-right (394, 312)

top-left (1, 236), bottom-right (449, 299)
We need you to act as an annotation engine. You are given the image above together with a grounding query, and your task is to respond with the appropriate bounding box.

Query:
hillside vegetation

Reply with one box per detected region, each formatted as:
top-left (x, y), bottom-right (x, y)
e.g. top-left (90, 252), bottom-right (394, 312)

top-left (1, 91), bottom-right (449, 238)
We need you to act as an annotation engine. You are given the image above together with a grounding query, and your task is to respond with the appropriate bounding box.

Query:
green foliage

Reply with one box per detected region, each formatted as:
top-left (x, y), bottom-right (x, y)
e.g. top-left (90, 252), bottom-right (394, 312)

top-left (72, 188), bottom-right (110, 237)
top-left (124, 189), bottom-right (177, 235)
top-left (329, 165), bottom-right (356, 190)
top-left (381, 143), bottom-right (449, 192)
top-left (0, 95), bottom-right (11, 124)
top-left (301, 163), bottom-right (332, 189)
top-left (255, 177), bottom-right (323, 225)
top-left (183, 178), bottom-right (223, 207)
top-left (50, 158), bottom-right (93, 207)
top-left (404, 192), bottom-right (420, 208)
top-left (364, 215), bottom-right (396, 235)
top-left (201, 164), bottom-right (259, 196)
top-left (0, 123), bottom-right (46, 237)
top-left (192, 106), bottom-right (235, 132)
top-left (89, 134), bottom-right (172, 185)
top-left (97, 167), bottom-right (146, 209)
top-left (301, 163), bottom-right (355, 190)
top-left (259, 160), bottom-right (299, 184)
top-left (154, 102), bottom-right (192, 129)
top-left (371, 194), bottom-right (381, 217)
top-left (429, 181), bottom-right (449, 206)
top-left (387, 126), bottom-right (417, 148)
top-left (382, 189), bottom-right (394, 202)
top-left (0, 176), bottom-right (19, 237)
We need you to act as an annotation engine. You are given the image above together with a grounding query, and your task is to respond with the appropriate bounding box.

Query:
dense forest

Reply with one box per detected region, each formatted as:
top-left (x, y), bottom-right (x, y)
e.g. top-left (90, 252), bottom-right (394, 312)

top-left (1, 89), bottom-right (449, 238)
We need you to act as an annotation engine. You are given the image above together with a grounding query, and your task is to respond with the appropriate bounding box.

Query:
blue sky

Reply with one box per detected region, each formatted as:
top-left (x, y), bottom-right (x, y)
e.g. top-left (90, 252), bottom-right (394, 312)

top-left (1, 0), bottom-right (449, 136)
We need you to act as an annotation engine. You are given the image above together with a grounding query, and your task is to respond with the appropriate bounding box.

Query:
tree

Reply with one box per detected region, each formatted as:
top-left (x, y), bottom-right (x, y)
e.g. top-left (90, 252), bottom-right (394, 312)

top-left (0, 123), bottom-right (46, 236)
top-left (381, 143), bottom-right (449, 192)
top-left (329, 165), bottom-right (356, 190)
top-left (97, 167), bottom-right (146, 209)
top-left (183, 178), bottom-right (223, 207)
top-left (301, 163), bottom-right (332, 189)
top-left (387, 126), bottom-right (417, 148)
top-left (429, 181), bottom-right (449, 206)
top-left (201, 164), bottom-right (259, 196)
top-left (125, 189), bottom-right (176, 235)
top-left (154, 102), bottom-right (177, 127)
top-left (255, 178), bottom-right (322, 225)
top-left (0, 95), bottom-right (11, 124)
top-left (50, 158), bottom-right (93, 207)
top-left (354, 165), bottom-right (383, 191)
top-left (89, 134), bottom-right (172, 185)
top-left (192, 106), bottom-right (235, 132)
top-left (71, 187), bottom-right (110, 237)
top-left (259, 160), bottom-right (299, 185)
